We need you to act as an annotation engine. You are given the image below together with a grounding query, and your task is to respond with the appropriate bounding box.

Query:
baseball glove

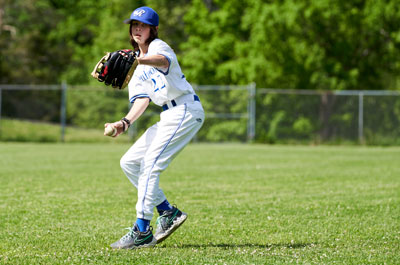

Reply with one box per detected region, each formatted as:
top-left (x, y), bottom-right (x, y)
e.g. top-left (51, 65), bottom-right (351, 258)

top-left (91, 49), bottom-right (138, 89)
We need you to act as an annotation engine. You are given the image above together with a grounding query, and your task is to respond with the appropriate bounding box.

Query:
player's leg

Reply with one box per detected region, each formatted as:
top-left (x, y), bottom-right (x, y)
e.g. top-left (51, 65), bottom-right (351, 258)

top-left (111, 124), bottom-right (163, 249)
top-left (119, 123), bottom-right (168, 203)
top-left (120, 124), bottom-right (157, 188)
top-left (136, 103), bottom-right (204, 243)
top-left (154, 105), bottom-right (204, 243)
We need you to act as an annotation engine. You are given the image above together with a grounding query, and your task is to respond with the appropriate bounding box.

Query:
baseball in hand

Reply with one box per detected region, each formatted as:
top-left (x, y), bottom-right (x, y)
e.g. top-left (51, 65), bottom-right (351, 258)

top-left (104, 124), bottom-right (117, 137)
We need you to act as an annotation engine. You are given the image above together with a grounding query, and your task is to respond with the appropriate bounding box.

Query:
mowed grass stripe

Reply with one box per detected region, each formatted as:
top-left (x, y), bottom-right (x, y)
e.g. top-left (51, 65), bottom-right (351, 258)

top-left (0, 143), bottom-right (399, 264)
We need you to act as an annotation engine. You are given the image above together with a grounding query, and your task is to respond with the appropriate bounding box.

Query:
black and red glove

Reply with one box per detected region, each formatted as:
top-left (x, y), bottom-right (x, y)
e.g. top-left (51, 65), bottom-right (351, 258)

top-left (91, 49), bottom-right (138, 89)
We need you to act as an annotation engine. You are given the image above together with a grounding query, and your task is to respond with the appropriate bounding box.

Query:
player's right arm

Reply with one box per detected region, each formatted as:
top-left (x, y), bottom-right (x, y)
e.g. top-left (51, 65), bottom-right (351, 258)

top-left (105, 97), bottom-right (150, 137)
top-left (124, 97), bottom-right (150, 124)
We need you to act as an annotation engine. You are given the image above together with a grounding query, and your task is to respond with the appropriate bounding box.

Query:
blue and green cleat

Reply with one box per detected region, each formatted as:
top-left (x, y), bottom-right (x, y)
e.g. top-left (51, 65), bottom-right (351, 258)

top-left (154, 206), bottom-right (187, 243)
top-left (110, 224), bottom-right (157, 249)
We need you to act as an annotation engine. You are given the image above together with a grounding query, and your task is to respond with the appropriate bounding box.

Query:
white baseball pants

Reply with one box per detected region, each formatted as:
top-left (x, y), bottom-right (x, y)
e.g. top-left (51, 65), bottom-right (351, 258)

top-left (120, 100), bottom-right (204, 220)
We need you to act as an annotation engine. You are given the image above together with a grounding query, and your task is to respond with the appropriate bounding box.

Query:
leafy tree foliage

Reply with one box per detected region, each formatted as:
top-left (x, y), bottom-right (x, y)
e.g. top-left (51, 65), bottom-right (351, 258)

top-left (0, 0), bottom-right (69, 83)
top-left (1, 0), bottom-right (399, 89)
top-left (181, 0), bottom-right (400, 90)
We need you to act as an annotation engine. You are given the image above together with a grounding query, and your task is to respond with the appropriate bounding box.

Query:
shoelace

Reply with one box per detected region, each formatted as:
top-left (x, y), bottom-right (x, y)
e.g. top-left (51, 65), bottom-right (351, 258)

top-left (156, 211), bottom-right (175, 230)
top-left (121, 227), bottom-right (136, 242)
top-left (155, 214), bottom-right (167, 226)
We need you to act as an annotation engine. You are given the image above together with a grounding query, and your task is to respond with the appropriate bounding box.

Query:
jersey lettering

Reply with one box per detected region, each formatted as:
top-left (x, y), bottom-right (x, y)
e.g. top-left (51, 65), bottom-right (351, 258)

top-left (139, 68), bottom-right (157, 82)
top-left (152, 74), bottom-right (166, 92)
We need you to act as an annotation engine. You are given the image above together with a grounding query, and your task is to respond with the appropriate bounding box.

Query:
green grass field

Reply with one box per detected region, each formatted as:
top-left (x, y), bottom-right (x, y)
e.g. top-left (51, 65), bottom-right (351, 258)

top-left (0, 143), bottom-right (399, 264)
top-left (0, 119), bottom-right (132, 143)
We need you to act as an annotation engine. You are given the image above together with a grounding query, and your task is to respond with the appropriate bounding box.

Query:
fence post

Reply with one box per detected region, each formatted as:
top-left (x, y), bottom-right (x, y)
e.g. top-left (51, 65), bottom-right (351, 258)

top-left (60, 81), bottom-right (67, 142)
top-left (358, 92), bottom-right (364, 144)
top-left (247, 83), bottom-right (256, 142)
top-left (0, 87), bottom-right (2, 135)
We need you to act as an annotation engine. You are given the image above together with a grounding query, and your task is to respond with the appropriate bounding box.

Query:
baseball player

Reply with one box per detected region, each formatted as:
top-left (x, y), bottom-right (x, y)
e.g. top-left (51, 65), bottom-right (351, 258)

top-left (105, 6), bottom-right (204, 249)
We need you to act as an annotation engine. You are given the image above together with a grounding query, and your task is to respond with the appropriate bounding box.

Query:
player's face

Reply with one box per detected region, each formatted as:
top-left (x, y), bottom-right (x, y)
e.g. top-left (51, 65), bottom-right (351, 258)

top-left (131, 21), bottom-right (151, 45)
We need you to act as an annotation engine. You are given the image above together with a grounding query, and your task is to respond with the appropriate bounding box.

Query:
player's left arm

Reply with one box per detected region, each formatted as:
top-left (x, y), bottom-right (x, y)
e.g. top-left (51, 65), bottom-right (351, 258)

top-left (137, 55), bottom-right (169, 68)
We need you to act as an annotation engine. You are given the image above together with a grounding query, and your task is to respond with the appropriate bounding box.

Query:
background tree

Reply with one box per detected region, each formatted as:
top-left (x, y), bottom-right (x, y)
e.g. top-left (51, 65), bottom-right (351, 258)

top-left (181, 0), bottom-right (400, 90)
top-left (1, 0), bottom-right (399, 89)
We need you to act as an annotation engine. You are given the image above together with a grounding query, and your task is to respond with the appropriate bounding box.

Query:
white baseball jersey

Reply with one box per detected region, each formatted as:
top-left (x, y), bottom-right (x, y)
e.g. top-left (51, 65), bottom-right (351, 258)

top-left (121, 38), bottom-right (204, 221)
top-left (128, 38), bottom-right (195, 106)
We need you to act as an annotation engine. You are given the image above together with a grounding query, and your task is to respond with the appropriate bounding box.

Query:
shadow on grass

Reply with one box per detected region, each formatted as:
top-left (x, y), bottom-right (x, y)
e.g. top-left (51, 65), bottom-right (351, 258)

top-left (159, 242), bottom-right (316, 249)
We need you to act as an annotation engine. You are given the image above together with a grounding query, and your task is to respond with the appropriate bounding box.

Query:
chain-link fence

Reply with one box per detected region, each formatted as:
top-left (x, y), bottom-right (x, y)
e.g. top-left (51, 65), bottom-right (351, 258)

top-left (0, 84), bottom-right (399, 144)
top-left (257, 89), bottom-right (400, 144)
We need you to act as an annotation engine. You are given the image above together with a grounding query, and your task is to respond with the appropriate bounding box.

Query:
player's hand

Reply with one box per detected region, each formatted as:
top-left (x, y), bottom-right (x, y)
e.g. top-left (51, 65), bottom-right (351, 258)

top-left (104, 121), bottom-right (125, 137)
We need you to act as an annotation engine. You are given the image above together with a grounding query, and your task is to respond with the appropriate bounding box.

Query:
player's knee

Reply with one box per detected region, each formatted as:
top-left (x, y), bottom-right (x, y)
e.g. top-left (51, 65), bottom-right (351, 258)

top-left (120, 156), bottom-right (129, 170)
top-left (120, 155), bottom-right (141, 172)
